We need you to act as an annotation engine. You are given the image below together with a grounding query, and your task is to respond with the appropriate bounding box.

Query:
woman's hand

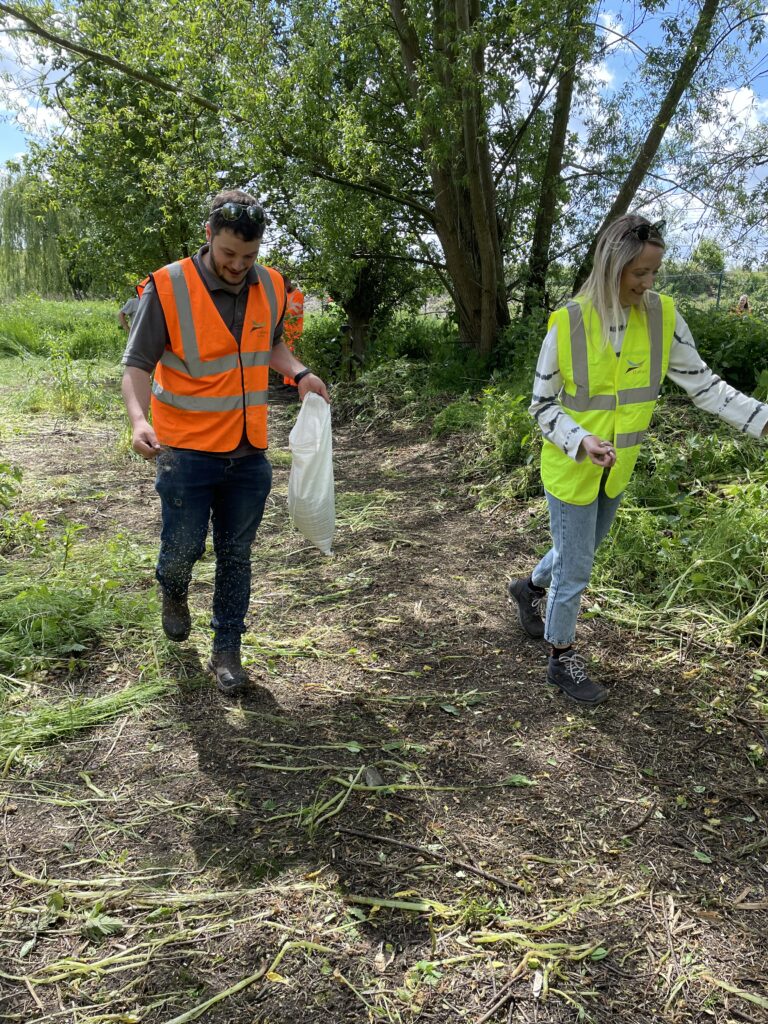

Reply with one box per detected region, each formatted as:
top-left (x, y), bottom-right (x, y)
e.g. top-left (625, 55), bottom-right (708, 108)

top-left (580, 434), bottom-right (617, 467)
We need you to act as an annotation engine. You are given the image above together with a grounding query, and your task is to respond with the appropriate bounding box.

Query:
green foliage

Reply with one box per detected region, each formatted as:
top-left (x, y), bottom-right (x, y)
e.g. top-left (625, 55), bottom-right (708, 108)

top-left (292, 309), bottom-right (346, 384)
top-left (0, 298), bottom-right (122, 361)
top-left (432, 394), bottom-right (484, 438)
top-left (332, 357), bottom-right (435, 424)
top-left (0, 462), bottom-right (47, 555)
top-left (0, 461), bottom-right (21, 509)
top-left (594, 403), bottom-right (768, 648)
top-left (691, 239), bottom-right (726, 275)
top-left (495, 308), bottom-right (550, 382)
top-left (673, 303), bottom-right (768, 393)
top-left (0, 534), bottom-right (154, 674)
top-left (431, 383), bottom-right (542, 502)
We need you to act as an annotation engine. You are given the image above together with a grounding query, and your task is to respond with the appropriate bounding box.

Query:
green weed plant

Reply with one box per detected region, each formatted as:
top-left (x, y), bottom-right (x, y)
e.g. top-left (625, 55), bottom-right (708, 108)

top-left (13, 353), bottom-right (121, 418)
top-left (433, 384), bottom-right (542, 501)
top-left (0, 532), bottom-right (154, 675)
top-left (0, 462), bottom-right (47, 555)
top-left (676, 303), bottom-right (768, 394)
top-left (594, 404), bottom-right (768, 648)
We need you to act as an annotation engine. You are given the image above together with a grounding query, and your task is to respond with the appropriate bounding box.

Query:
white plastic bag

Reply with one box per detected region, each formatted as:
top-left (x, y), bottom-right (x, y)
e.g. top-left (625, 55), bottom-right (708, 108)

top-left (287, 393), bottom-right (335, 555)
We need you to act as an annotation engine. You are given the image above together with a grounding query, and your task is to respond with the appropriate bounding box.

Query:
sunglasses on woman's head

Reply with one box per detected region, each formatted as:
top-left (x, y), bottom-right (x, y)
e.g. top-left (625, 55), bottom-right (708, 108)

top-left (627, 219), bottom-right (665, 242)
top-left (216, 201), bottom-right (267, 227)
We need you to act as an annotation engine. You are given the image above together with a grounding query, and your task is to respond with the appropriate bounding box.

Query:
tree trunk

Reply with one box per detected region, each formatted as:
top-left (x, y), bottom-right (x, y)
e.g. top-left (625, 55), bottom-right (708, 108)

top-left (390, 0), bottom-right (509, 356)
top-left (522, 39), bottom-right (579, 317)
top-left (572, 0), bottom-right (722, 292)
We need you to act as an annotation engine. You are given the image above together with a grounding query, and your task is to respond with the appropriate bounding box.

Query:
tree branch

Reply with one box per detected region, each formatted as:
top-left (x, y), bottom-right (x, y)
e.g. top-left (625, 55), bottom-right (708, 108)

top-left (0, 0), bottom-right (228, 117)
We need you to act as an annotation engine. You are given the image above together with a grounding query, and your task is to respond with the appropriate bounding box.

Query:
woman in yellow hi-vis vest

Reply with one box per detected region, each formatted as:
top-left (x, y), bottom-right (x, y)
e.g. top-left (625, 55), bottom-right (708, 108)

top-left (507, 215), bottom-right (768, 705)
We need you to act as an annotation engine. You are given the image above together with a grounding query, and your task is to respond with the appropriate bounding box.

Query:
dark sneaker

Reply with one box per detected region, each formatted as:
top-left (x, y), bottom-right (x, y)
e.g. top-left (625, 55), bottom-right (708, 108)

top-left (208, 650), bottom-right (248, 696)
top-left (547, 651), bottom-right (608, 705)
top-left (160, 587), bottom-right (191, 642)
top-left (507, 578), bottom-right (546, 639)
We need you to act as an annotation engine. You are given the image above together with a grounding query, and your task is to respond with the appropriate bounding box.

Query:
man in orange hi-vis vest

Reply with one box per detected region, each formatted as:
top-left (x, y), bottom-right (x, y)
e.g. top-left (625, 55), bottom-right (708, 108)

top-left (282, 280), bottom-right (305, 386)
top-left (121, 190), bottom-right (329, 696)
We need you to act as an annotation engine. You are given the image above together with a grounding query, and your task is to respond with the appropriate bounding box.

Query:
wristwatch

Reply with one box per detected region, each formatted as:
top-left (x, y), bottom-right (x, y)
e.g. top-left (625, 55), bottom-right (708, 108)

top-left (294, 369), bottom-right (313, 385)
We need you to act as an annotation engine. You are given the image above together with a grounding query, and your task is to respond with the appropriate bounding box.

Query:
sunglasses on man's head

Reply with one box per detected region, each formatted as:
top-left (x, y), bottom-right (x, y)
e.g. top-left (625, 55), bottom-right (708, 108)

top-left (215, 201), bottom-right (268, 227)
top-left (627, 219), bottom-right (665, 242)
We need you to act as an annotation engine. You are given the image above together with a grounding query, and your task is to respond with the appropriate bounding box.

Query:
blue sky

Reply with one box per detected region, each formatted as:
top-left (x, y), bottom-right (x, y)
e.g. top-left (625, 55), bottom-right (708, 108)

top-left (0, 120), bottom-right (28, 163)
top-left (0, 1), bottom-right (766, 260)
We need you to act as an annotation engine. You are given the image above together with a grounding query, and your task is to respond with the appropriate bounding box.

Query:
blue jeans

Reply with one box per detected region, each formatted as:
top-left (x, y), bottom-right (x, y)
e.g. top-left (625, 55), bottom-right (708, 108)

top-left (154, 449), bottom-right (272, 652)
top-left (531, 482), bottom-right (623, 647)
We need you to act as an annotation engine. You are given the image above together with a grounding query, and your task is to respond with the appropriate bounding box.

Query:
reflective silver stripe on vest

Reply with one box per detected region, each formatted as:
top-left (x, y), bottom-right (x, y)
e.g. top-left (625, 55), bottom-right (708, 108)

top-left (560, 302), bottom-right (617, 412)
top-left (617, 292), bottom-right (664, 403)
top-left (152, 380), bottom-right (268, 411)
top-left (159, 261), bottom-right (277, 378)
top-left (615, 429), bottom-right (647, 448)
top-left (240, 350), bottom-right (272, 368)
top-left (254, 264), bottom-right (279, 327)
top-left (561, 392), bottom-right (616, 411)
top-left (562, 295), bottom-right (665, 411)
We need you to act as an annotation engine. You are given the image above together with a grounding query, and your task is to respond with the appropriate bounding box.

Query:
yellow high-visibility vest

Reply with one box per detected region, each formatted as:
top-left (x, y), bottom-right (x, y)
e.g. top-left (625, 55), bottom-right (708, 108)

top-left (541, 293), bottom-right (675, 504)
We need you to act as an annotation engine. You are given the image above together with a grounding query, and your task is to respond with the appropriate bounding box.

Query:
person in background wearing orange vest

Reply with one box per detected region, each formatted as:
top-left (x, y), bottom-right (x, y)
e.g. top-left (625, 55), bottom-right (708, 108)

top-left (121, 190), bottom-right (329, 695)
top-left (281, 278), bottom-right (305, 386)
top-left (506, 214), bottom-right (768, 706)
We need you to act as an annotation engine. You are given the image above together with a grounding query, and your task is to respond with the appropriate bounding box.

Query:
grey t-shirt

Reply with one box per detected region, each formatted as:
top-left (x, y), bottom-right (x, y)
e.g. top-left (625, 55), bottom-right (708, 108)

top-left (119, 296), bottom-right (140, 322)
top-left (122, 245), bottom-right (285, 455)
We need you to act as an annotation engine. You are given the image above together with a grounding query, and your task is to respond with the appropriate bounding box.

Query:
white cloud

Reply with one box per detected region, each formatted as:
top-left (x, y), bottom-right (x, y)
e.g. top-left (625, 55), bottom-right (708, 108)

top-left (597, 11), bottom-right (627, 54)
top-left (593, 62), bottom-right (614, 87)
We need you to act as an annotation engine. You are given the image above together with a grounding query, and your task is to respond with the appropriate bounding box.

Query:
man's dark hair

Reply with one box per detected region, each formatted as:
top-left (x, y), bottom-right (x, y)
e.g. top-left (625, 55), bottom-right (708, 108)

top-left (208, 189), bottom-right (268, 242)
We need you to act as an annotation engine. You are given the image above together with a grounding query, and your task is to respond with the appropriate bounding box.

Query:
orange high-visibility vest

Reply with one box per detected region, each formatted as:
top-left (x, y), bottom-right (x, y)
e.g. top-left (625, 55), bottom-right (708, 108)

top-left (151, 258), bottom-right (286, 451)
top-left (136, 276), bottom-right (150, 299)
top-left (283, 287), bottom-right (305, 385)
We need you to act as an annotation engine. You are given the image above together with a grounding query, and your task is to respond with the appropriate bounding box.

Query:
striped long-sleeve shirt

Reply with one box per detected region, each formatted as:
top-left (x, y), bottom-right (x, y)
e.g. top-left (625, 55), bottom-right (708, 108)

top-left (530, 309), bottom-right (768, 460)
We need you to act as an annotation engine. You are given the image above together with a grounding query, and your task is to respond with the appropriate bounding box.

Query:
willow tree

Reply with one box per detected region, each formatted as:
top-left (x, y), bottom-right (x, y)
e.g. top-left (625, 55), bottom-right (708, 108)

top-left (0, 167), bottom-right (73, 296)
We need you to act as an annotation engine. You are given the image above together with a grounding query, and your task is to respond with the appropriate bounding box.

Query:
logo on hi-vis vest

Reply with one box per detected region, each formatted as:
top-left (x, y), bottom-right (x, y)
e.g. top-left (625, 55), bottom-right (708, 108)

top-left (626, 359), bottom-right (644, 372)
top-left (250, 321), bottom-right (266, 332)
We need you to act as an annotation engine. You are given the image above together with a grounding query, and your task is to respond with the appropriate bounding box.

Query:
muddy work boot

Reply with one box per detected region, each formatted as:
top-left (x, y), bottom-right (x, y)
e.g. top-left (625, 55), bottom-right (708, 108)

top-left (160, 587), bottom-right (191, 642)
top-left (507, 578), bottom-right (546, 639)
top-left (547, 650), bottom-right (608, 705)
top-left (208, 650), bottom-right (249, 696)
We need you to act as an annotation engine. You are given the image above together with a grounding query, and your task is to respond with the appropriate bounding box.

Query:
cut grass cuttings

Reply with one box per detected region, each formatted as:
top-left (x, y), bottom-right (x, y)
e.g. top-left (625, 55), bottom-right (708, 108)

top-left (335, 490), bottom-right (399, 533)
top-left (0, 676), bottom-right (176, 760)
top-left (594, 481), bottom-right (768, 649)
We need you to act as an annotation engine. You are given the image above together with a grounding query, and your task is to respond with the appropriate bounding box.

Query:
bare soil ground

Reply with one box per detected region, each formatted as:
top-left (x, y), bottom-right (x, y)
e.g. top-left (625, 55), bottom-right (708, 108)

top-left (1, 378), bottom-right (767, 1024)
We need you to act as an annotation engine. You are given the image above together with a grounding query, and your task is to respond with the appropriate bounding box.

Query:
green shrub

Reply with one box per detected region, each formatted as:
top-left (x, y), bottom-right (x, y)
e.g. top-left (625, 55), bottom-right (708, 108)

top-left (0, 534), bottom-right (154, 671)
top-left (430, 382), bottom-right (542, 502)
top-left (0, 462), bottom-right (46, 555)
top-left (481, 388), bottom-right (538, 470)
top-left (675, 303), bottom-right (768, 393)
top-left (0, 314), bottom-right (42, 356)
top-left (332, 357), bottom-right (435, 424)
top-left (293, 309), bottom-right (346, 383)
top-left (432, 394), bottom-right (484, 438)
top-left (495, 308), bottom-right (549, 381)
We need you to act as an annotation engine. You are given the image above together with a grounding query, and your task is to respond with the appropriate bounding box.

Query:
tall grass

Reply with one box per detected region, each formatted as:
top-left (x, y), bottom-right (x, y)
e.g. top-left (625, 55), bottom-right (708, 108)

top-left (0, 296), bottom-right (122, 360)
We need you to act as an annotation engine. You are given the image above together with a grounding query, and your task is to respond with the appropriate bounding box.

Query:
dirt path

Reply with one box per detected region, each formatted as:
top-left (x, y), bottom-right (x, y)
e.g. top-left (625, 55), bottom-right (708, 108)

top-left (1, 387), bottom-right (767, 1023)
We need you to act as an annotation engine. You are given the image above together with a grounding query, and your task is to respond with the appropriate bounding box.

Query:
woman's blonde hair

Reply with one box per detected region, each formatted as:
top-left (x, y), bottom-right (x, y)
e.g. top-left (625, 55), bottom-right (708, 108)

top-left (577, 214), bottom-right (665, 345)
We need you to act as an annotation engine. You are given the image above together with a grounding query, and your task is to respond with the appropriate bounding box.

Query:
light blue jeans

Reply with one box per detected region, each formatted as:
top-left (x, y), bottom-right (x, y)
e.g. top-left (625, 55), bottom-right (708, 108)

top-left (530, 482), bottom-right (623, 647)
